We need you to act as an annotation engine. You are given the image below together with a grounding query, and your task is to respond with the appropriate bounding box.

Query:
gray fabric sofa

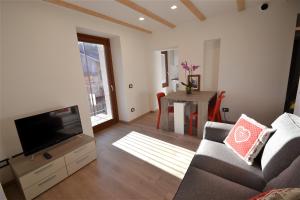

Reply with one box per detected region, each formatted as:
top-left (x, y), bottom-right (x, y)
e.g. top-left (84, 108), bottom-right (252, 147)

top-left (174, 113), bottom-right (300, 200)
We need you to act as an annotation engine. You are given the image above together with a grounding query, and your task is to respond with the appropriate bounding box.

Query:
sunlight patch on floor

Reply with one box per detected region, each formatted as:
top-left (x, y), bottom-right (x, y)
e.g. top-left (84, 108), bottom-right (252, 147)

top-left (112, 131), bottom-right (195, 179)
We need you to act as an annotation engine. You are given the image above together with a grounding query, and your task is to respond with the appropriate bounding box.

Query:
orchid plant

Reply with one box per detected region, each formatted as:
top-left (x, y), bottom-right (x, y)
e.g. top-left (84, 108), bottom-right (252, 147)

top-left (180, 61), bottom-right (200, 93)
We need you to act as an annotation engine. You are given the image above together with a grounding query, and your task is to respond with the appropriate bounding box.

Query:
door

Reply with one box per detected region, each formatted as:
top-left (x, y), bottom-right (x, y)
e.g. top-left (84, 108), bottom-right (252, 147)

top-left (294, 78), bottom-right (300, 116)
top-left (161, 51), bottom-right (169, 88)
top-left (77, 33), bottom-right (118, 133)
top-left (284, 28), bottom-right (300, 113)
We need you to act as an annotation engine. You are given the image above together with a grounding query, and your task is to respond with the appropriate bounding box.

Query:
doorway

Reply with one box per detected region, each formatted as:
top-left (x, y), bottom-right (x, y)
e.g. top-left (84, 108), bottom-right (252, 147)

top-left (284, 14), bottom-right (300, 114)
top-left (159, 49), bottom-right (179, 93)
top-left (77, 33), bottom-right (118, 132)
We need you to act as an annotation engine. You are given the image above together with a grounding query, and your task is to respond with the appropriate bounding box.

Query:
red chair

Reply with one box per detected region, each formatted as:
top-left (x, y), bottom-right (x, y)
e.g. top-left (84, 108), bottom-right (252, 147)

top-left (188, 91), bottom-right (225, 136)
top-left (156, 92), bottom-right (174, 129)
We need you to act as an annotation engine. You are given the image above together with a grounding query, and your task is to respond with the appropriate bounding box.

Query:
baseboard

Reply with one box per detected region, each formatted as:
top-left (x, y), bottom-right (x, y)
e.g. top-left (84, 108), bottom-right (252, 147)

top-left (120, 111), bottom-right (155, 124)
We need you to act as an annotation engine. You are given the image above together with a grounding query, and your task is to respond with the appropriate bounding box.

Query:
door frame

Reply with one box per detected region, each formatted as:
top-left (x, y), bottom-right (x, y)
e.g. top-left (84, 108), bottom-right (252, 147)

top-left (77, 33), bottom-right (119, 133)
top-left (161, 51), bottom-right (169, 88)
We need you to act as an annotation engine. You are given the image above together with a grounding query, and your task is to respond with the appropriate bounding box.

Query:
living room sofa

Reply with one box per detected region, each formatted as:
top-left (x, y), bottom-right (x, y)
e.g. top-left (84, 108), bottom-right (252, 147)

top-left (174, 113), bottom-right (300, 200)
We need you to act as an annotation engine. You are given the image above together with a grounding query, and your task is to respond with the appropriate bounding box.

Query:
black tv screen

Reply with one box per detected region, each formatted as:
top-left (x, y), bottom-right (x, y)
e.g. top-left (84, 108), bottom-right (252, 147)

top-left (15, 105), bottom-right (83, 156)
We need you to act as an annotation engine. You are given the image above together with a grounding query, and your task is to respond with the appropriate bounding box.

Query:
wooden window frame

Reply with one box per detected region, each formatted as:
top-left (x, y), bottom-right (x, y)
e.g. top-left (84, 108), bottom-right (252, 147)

top-left (77, 33), bottom-right (119, 133)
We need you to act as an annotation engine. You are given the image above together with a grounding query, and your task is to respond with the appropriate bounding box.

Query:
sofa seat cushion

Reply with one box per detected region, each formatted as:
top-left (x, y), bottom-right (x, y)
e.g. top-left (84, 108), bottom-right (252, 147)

top-left (191, 139), bottom-right (266, 191)
top-left (174, 166), bottom-right (259, 200)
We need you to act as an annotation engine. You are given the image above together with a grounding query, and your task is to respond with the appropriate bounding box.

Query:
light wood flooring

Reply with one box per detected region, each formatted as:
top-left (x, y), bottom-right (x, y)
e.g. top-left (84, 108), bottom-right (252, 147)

top-left (4, 112), bottom-right (200, 200)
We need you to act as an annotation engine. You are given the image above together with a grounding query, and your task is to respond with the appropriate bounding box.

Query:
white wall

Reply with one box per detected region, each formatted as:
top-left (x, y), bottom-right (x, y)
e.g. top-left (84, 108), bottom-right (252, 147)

top-left (149, 0), bottom-right (300, 124)
top-left (167, 49), bottom-right (179, 93)
top-left (203, 39), bottom-right (220, 91)
top-left (150, 51), bottom-right (162, 110)
top-left (0, 0), bottom-right (4, 159)
top-left (0, 0), bottom-right (152, 181)
top-left (110, 36), bottom-right (129, 121)
top-left (0, 1), bottom-right (15, 184)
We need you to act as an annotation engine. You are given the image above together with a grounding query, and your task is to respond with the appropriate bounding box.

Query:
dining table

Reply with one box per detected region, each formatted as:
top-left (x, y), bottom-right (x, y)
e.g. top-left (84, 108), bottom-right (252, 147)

top-left (160, 91), bottom-right (217, 138)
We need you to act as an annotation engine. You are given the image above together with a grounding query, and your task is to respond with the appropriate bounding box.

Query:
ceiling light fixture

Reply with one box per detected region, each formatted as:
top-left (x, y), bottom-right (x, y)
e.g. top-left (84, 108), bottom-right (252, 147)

top-left (139, 17), bottom-right (145, 21)
top-left (171, 5), bottom-right (177, 10)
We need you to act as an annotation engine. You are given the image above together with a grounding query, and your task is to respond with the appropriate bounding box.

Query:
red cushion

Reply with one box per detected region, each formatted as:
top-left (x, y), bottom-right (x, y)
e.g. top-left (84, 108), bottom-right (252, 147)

top-left (249, 188), bottom-right (300, 200)
top-left (224, 114), bottom-right (273, 165)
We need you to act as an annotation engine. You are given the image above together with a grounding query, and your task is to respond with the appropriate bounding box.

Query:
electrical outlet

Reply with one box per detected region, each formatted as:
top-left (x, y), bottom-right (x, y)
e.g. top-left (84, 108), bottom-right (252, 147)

top-left (129, 84), bottom-right (133, 88)
top-left (222, 107), bottom-right (229, 112)
top-left (131, 108), bottom-right (135, 112)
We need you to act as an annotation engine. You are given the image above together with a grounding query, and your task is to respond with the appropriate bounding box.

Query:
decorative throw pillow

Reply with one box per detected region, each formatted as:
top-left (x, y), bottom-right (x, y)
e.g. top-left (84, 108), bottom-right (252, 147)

top-left (249, 188), bottom-right (300, 200)
top-left (224, 114), bottom-right (273, 165)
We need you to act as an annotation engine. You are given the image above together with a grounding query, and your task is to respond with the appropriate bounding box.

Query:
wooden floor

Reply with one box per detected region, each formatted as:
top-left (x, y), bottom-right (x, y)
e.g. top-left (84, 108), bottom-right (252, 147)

top-left (4, 112), bottom-right (201, 200)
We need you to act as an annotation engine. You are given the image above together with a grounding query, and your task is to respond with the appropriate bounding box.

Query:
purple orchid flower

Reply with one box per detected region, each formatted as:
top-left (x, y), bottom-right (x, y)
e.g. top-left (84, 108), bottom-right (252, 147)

top-left (181, 61), bottom-right (190, 71)
top-left (192, 65), bottom-right (200, 71)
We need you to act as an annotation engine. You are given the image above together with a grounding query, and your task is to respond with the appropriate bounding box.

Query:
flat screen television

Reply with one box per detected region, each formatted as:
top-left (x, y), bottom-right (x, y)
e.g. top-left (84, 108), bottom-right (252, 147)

top-left (15, 105), bottom-right (83, 156)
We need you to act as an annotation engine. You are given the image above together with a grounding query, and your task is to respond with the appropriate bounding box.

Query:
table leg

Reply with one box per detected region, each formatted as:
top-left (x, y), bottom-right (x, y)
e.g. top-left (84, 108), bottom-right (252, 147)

top-left (197, 101), bottom-right (208, 138)
top-left (174, 102), bottom-right (186, 134)
top-left (160, 98), bottom-right (169, 131)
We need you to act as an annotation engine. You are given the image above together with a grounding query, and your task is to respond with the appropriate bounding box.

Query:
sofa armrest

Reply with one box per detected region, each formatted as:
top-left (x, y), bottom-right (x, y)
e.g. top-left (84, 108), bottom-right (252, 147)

top-left (203, 121), bottom-right (234, 143)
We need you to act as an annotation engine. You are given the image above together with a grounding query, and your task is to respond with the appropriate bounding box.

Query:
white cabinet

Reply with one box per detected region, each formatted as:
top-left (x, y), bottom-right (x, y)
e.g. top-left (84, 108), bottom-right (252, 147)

top-left (65, 141), bottom-right (96, 164)
top-left (66, 150), bottom-right (97, 175)
top-left (10, 135), bottom-right (96, 200)
top-left (65, 141), bottom-right (97, 175)
top-left (23, 167), bottom-right (68, 200)
top-left (19, 157), bottom-right (65, 190)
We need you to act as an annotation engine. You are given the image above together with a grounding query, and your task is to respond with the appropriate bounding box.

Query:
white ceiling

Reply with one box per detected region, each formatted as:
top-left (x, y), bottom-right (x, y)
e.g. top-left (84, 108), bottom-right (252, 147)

top-left (67, 0), bottom-right (263, 32)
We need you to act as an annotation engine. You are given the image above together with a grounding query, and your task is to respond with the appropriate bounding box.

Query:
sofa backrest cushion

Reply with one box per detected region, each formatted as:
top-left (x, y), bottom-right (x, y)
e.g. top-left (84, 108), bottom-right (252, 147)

top-left (261, 113), bottom-right (300, 181)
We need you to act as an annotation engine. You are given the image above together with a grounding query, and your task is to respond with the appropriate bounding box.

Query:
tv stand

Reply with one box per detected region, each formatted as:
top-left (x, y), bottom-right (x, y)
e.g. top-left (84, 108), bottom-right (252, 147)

top-left (9, 134), bottom-right (96, 200)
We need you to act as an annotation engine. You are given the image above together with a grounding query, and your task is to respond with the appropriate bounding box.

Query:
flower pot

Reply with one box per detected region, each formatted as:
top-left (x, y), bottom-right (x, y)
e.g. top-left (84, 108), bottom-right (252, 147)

top-left (186, 86), bottom-right (192, 94)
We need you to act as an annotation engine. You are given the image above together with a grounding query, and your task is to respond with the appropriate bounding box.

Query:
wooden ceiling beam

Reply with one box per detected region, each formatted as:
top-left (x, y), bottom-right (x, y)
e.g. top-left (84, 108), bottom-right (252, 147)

top-left (116, 0), bottom-right (176, 29)
top-left (236, 0), bottom-right (245, 12)
top-left (180, 0), bottom-right (206, 22)
top-left (45, 0), bottom-right (152, 34)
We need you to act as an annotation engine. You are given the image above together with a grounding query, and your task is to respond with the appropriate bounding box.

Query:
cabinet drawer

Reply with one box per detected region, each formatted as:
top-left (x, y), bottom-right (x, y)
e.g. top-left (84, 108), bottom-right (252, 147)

top-left (65, 141), bottom-right (95, 164)
top-left (20, 157), bottom-right (65, 189)
top-left (23, 167), bottom-right (67, 200)
top-left (66, 150), bottom-right (96, 175)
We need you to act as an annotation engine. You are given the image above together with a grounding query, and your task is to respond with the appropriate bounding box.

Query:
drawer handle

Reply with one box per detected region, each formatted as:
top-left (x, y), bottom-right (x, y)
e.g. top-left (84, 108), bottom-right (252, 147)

top-left (34, 164), bottom-right (53, 174)
top-left (74, 146), bottom-right (87, 154)
top-left (38, 175), bottom-right (56, 186)
top-left (76, 155), bottom-right (89, 164)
